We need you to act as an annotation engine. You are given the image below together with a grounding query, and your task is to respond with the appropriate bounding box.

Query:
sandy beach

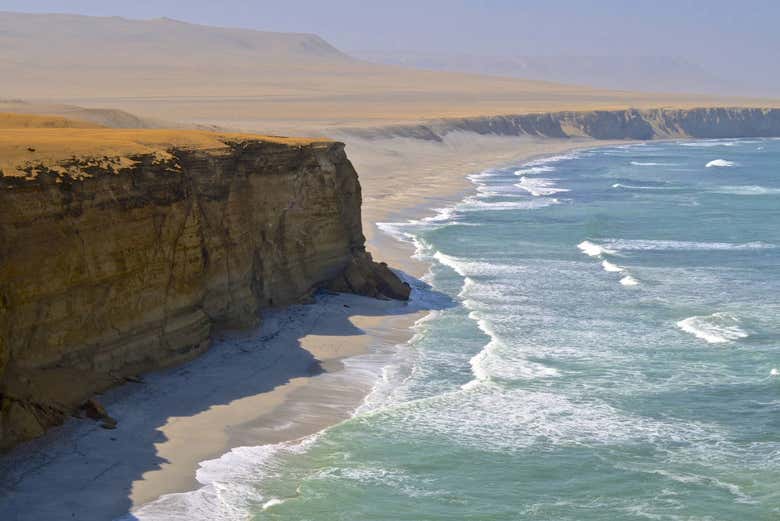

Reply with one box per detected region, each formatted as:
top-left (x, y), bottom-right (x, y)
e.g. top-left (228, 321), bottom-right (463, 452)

top-left (0, 132), bottom-right (611, 520)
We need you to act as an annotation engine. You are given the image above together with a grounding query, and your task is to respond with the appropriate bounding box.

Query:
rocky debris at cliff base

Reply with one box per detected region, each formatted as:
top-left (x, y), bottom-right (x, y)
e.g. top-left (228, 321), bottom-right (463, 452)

top-left (81, 398), bottom-right (118, 429)
top-left (327, 252), bottom-right (411, 301)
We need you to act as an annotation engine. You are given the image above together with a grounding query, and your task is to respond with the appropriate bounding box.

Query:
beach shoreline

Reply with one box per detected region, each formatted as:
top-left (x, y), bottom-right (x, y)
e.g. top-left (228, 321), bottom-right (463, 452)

top-left (0, 132), bottom-right (618, 520)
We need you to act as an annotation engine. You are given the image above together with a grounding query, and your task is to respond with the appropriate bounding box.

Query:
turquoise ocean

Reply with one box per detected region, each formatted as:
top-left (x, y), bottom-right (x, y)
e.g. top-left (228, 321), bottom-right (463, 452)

top-left (133, 139), bottom-right (780, 520)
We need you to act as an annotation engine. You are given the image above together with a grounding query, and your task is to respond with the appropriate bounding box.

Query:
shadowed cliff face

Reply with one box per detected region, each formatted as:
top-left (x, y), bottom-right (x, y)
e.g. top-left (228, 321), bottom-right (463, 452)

top-left (0, 137), bottom-right (409, 451)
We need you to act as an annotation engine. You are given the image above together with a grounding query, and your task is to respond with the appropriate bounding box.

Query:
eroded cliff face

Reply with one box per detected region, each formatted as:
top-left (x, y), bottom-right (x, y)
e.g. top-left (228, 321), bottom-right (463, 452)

top-left (0, 132), bottom-right (409, 450)
top-left (344, 107), bottom-right (780, 141)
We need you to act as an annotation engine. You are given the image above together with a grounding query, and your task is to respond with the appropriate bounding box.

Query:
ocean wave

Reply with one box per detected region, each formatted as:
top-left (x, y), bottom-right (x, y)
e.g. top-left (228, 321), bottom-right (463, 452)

top-left (466, 168), bottom-right (502, 182)
top-left (515, 177), bottom-right (570, 197)
top-left (577, 240), bottom-right (616, 258)
top-left (630, 161), bottom-right (677, 166)
top-left (261, 498), bottom-right (286, 510)
top-left (377, 384), bottom-right (718, 454)
top-left (601, 260), bottom-right (624, 272)
top-left (706, 159), bottom-right (738, 168)
top-left (601, 239), bottom-right (775, 252)
top-left (711, 185), bottom-right (780, 195)
top-left (475, 182), bottom-right (524, 198)
top-left (121, 439), bottom-right (316, 521)
top-left (513, 165), bottom-right (555, 176)
top-left (619, 275), bottom-right (640, 286)
top-left (625, 468), bottom-right (757, 505)
top-left (525, 153), bottom-right (580, 166)
top-left (464, 310), bottom-right (559, 387)
top-left (511, 152), bottom-right (582, 176)
top-left (433, 251), bottom-right (526, 279)
top-left (611, 183), bottom-right (677, 190)
top-left (375, 207), bottom-right (458, 243)
top-left (680, 141), bottom-right (739, 148)
top-left (375, 204), bottom-right (463, 247)
top-left (596, 257), bottom-right (639, 286)
top-left (459, 197), bottom-right (560, 211)
top-left (676, 312), bottom-right (749, 344)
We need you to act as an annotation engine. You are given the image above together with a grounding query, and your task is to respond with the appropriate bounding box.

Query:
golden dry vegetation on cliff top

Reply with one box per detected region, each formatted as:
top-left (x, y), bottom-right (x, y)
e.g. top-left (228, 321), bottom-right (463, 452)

top-left (0, 113), bottom-right (328, 179)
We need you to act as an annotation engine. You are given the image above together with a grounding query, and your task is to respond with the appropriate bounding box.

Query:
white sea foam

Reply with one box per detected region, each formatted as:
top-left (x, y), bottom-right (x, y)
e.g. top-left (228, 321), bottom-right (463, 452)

top-left (511, 152), bottom-right (581, 176)
top-left (466, 168), bottom-right (502, 182)
top-left (459, 197), bottom-right (559, 211)
top-left (680, 141), bottom-right (738, 148)
top-left (261, 499), bottom-right (285, 510)
top-left (601, 260), bottom-right (624, 273)
top-left (706, 159), bottom-right (737, 168)
top-left (712, 185), bottom-right (780, 195)
top-left (601, 239), bottom-right (775, 252)
top-left (676, 313), bottom-right (749, 344)
top-left (475, 182), bottom-right (525, 198)
top-left (513, 165), bottom-right (556, 176)
top-left (525, 153), bottom-right (580, 165)
top-left (424, 206), bottom-right (457, 222)
top-left (463, 310), bottom-right (559, 388)
top-left (433, 251), bottom-right (526, 279)
top-left (619, 275), bottom-right (640, 286)
top-left (771, 368), bottom-right (779, 377)
top-left (630, 161), bottom-right (677, 166)
top-left (377, 384), bottom-right (717, 454)
top-left (122, 438), bottom-right (317, 521)
top-left (515, 177), bottom-right (570, 197)
top-left (577, 240), bottom-right (616, 258)
top-left (611, 183), bottom-right (675, 190)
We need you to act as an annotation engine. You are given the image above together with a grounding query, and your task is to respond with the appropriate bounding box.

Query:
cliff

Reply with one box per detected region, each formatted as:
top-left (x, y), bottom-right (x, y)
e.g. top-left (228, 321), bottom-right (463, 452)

top-left (343, 107), bottom-right (780, 141)
top-left (0, 122), bottom-right (409, 451)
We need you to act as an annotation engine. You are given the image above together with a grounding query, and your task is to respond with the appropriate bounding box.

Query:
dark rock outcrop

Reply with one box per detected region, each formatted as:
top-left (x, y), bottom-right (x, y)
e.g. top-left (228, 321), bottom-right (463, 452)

top-left (327, 252), bottom-right (411, 300)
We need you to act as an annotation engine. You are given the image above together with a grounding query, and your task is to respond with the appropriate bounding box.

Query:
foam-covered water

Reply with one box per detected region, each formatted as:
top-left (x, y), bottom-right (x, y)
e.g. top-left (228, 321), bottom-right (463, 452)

top-left (127, 140), bottom-right (780, 520)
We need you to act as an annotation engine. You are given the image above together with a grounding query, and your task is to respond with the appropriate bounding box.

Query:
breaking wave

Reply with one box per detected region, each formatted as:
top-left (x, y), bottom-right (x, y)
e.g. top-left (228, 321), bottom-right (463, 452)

top-left (706, 159), bottom-right (737, 168)
top-left (600, 239), bottom-right (775, 252)
top-left (676, 313), bottom-right (749, 344)
top-left (515, 177), bottom-right (570, 197)
top-left (577, 240), bottom-right (616, 258)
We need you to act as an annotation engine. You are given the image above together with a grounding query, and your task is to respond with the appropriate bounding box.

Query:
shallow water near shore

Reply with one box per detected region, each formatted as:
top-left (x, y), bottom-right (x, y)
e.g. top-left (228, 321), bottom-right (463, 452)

top-left (133, 139), bottom-right (780, 520)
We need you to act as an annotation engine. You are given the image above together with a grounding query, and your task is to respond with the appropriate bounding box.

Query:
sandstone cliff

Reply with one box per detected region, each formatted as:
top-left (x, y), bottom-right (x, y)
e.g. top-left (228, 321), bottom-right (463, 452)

top-left (344, 107), bottom-right (780, 141)
top-left (0, 123), bottom-right (409, 451)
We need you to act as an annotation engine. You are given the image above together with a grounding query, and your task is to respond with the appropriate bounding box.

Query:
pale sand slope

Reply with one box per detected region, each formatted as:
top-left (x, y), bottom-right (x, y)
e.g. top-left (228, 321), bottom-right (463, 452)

top-left (0, 129), bottom-right (605, 520)
top-left (2, 13), bottom-right (777, 136)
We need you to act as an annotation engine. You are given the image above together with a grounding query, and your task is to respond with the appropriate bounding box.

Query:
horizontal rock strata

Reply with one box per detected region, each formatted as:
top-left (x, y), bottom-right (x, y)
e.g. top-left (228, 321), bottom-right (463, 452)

top-left (0, 127), bottom-right (409, 450)
top-left (343, 107), bottom-right (780, 141)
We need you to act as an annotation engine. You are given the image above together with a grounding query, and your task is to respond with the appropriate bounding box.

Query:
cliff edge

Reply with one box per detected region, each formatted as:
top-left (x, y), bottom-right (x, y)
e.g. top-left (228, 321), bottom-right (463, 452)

top-left (0, 118), bottom-right (409, 450)
top-left (343, 107), bottom-right (780, 141)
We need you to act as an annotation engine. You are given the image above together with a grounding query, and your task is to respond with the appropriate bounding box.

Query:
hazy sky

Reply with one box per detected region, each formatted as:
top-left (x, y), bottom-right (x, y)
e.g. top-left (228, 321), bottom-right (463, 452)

top-left (5, 1), bottom-right (780, 88)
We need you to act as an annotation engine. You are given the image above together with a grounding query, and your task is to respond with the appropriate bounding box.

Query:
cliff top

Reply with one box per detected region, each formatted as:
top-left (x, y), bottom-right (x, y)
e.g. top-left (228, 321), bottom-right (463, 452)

top-left (0, 113), bottom-right (329, 180)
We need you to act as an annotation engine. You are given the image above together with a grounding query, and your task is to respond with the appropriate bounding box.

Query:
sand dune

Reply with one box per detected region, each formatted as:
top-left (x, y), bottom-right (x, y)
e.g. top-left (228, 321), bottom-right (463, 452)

top-left (2, 12), bottom-right (777, 136)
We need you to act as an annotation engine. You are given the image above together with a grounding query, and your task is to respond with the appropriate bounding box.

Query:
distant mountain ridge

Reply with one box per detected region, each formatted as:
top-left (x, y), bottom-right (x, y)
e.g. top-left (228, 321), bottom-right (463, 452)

top-left (0, 11), bottom-right (351, 64)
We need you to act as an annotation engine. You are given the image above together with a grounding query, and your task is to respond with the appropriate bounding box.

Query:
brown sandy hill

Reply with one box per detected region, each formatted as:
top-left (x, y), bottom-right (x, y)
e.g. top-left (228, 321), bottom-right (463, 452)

top-left (0, 100), bottom-right (222, 130)
top-left (2, 12), bottom-right (777, 136)
top-left (0, 112), bottom-right (102, 129)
